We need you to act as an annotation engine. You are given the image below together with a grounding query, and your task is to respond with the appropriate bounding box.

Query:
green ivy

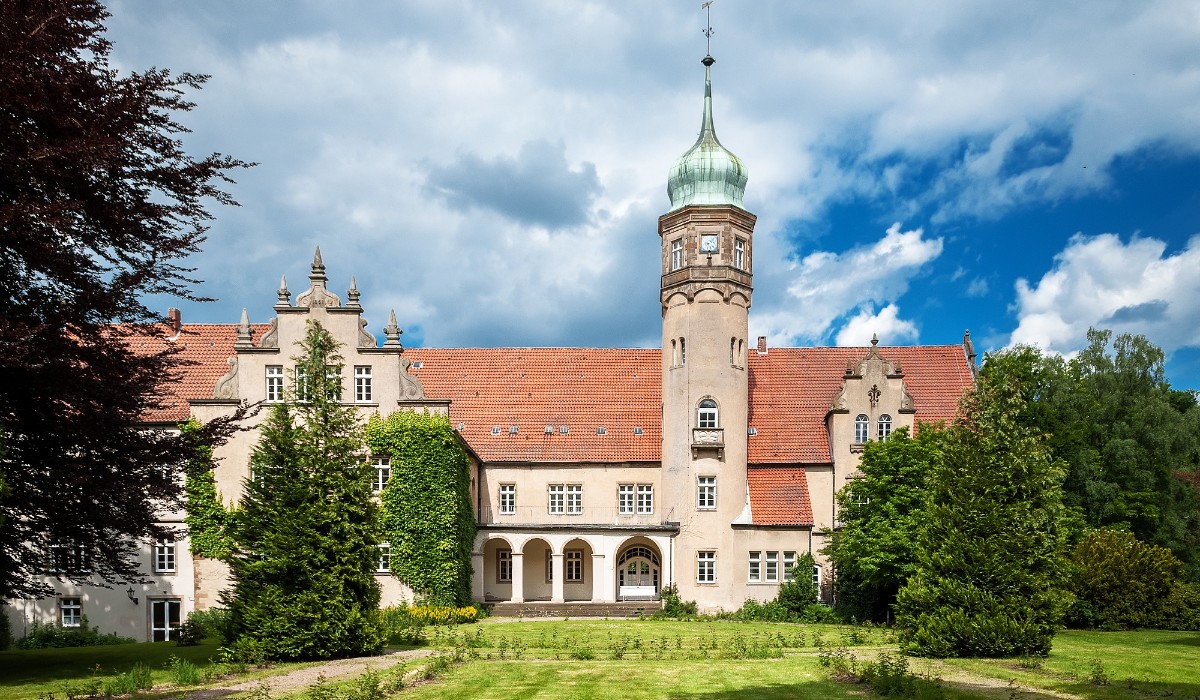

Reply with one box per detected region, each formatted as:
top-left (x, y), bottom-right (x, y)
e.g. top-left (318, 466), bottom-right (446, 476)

top-left (369, 412), bottom-right (475, 606)
top-left (180, 418), bottom-right (233, 560)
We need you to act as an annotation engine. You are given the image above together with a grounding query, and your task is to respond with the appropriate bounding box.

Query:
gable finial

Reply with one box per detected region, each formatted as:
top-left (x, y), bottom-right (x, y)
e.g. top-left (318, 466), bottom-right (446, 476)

top-left (310, 246), bottom-right (327, 286)
top-left (235, 308), bottom-right (253, 348)
top-left (871, 333), bottom-right (879, 347)
top-left (275, 275), bottom-right (291, 309)
top-left (383, 309), bottom-right (403, 347)
top-left (347, 276), bottom-right (361, 308)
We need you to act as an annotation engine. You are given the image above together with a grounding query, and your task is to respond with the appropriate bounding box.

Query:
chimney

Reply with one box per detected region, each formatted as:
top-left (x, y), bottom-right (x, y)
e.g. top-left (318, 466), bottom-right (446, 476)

top-left (757, 336), bottom-right (767, 355)
top-left (167, 307), bottom-right (182, 334)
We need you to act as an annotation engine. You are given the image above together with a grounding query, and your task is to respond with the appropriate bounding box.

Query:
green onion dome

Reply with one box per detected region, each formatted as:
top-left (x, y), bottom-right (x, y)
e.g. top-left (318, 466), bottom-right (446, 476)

top-left (667, 55), bottom-right (748, 210)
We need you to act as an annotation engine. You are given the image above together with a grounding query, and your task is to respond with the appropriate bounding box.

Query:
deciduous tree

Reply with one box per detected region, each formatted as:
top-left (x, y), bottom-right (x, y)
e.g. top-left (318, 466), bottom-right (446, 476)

top-left (0, 0), bottom-right (248, 598)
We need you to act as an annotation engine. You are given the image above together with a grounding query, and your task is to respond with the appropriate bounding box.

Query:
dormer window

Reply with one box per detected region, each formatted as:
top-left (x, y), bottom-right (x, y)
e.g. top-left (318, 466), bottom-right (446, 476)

top-left (698, 399), bottom-right (718, 429)
top-left (854, 414), bottom-right (869, 443)
top-left (878, 414), bottom-right (893, 441)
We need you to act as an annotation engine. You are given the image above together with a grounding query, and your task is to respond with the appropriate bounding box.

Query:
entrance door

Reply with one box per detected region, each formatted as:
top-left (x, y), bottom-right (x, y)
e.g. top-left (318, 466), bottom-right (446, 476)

top-left (617, 546), bottom-right (660, 600)
top-left (151, 599), bottom-right (181, 642)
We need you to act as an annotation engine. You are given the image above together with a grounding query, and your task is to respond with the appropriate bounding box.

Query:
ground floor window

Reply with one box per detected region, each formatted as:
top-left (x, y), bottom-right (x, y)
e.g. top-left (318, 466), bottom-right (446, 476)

top-left (748, 551), bottom-right (761, 582)
top-left (566, 549), bottom-right (583, 582)
top-left (765, 551), bottom-right (779, 582)
top-left (60, 597), bottom-right (81, 627)
top-left (497, 549), bottom-right (512, 583)
top-left (150, 599), bottom-right (181, 642)
top-left (376, 543), bottom-right (391, 573)
top-left (697, 551), bottom-right (716, 583)
top-left (783, 551), bottom-right (797, 581)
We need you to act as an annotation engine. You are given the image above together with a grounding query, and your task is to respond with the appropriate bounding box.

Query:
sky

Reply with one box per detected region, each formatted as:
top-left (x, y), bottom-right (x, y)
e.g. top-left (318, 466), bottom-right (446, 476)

top-left (104, 1), bottom-right (1200, 390)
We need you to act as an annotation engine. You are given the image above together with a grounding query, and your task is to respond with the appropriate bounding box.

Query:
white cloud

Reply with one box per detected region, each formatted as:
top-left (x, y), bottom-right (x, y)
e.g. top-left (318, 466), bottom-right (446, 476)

top-left (1009, 233), bottom-right (1200, 355)
top-left (835, 304), bottom-right (919, 346)
top-left (965, 278), bottom-right (989, 298)
top-left (753, 223), bottom-right (942, 344)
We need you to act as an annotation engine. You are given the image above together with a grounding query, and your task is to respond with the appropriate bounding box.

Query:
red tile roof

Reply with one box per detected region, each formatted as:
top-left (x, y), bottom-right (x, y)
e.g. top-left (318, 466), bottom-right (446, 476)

top-left (152, 328), bottom-right (973, 465)
top-left (747, 466), bottom-right (814, 526)
top-left (747, 345), bottom-right (974, 464)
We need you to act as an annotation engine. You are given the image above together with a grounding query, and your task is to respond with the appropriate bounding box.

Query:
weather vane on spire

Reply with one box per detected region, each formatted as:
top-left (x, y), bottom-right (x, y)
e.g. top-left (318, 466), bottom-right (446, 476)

top-left (701, 1), bottom-right (714, 56)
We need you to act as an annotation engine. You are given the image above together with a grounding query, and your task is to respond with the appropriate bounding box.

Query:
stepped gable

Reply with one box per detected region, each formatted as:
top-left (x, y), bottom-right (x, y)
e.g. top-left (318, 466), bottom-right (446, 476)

top-left (747, 466), bottom-right (814, 526)
top-left (405, 347), bottom-right (662, 464)
top-left (747, 344), bottom-right (974, 464)
top-left (126, 323), bottom-right (269, 422)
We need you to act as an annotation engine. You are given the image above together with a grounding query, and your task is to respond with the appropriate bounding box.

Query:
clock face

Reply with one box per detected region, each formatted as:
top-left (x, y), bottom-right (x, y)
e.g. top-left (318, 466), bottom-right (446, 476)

top-left (700, 234), bottom-right (718, 253)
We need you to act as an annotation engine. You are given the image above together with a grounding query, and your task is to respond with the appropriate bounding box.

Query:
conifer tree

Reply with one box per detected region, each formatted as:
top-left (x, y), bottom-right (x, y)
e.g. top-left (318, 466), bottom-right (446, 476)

top-left (895, 376), bottom-right (1070, 657)
top-left (224, 321), bottom-right (383, 660)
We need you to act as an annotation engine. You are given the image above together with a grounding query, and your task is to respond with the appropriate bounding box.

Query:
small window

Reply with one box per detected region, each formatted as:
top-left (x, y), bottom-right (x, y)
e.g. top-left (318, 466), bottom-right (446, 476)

top-left (566, 484), bottom-right (582, 514)
top-left (597, 426), bottom-right (607, 435)
top-left (813, 564), bottom-right (822, 591)
top-left (748, 551), bottom-right (761, 582)
top-left (878, 414), bottom-right (893, 441)
top-left (618, 484), bottom-right (635, 515)
top-left (499, 484), bottom-right (516, 515)
top-left (491, 426), bottom-right (501, 435)
top-left (497, 549), bottom-right (512, 583)
top-left (634, 426), bottom-right (644, 435)
top-left (734, 238), bottom-right (745, 270)
top-left (60, 597), bottom-right (81, 627)
top-left (671, 339), bottom-right (678, 367)
top-left (372, 457), bottom-right (391, 493)
top-left (265, 366), bottom-right (284, 402)
top-left (294, 366), bottom-right (310, 402)
top-left (697, 476), bottom-right (716, 509)
top-left (783, 551), bottom-right (797, 581)
top-left (697, 399), bottom-right (718, 429)
top-left (548, 484), bottom-right (565, 514)
top-left (377, 543), bottom-right (391, 573)
top-left (508, 425), bottom-right (518, 434)
top-left (697, 551), bottom-right (716, 583)
top-left (50, 542), bottom-right (90, 573)
top-left (566, 549), bottom-right (583, 582)
top-left (324, 366), bottom-right (341, 401)
top-left (154, 539), bottom-right (176, 573)
top-left (354, 366), bottom-right (373, 402)
top-left (559, 425), bottom-right (569, 435)
top-left (680, 337), bottom-right (686, 365)
top-left (671, 238), bottom-right (684, 270)
top-left (637, 484), bottom-right (653, 514)
top-left (854, 414), bottom-right (870, 443)
top-left (765, 551), bottom-right (779, 582)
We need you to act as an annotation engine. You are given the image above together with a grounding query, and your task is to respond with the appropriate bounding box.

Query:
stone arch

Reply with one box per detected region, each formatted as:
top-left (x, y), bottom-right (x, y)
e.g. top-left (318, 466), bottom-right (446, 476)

top-left (614, 536), bottom-right (664, 601)
top-left (481, 536), bottom-right (516, 602)
top-left (520, 537), bottom-right (553, 602)
top-left (562, 537), bottom-right (595, 602)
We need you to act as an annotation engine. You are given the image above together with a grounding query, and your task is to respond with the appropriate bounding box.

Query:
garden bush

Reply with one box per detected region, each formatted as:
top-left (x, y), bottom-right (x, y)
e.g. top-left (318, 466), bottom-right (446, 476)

top-left (15, 618), bottom-right (135, 648)
top-left (655, 584), bottom-right (698, 618)
top-left (1069, 529), bottom-right (1182, 630)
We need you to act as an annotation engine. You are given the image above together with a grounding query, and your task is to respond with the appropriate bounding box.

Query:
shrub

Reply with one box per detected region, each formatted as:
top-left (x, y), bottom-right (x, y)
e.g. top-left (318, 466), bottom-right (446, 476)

top-left (167, 655), bottom-right (202, 685)
top-left (1069, 529), bottom-right (1182, 630)
top-left (185, 607), bottom-right (232, 641)
top-left (103, 663), bottom-right (153, 695)
top-left (1157, 582), bottom-right (1200, 631)
top-left (16, 618), bottom-right (136, 649)
top-left (777, 556), bottom-right (819, 615)
top-left (655, 584), bottom-right (697, 618)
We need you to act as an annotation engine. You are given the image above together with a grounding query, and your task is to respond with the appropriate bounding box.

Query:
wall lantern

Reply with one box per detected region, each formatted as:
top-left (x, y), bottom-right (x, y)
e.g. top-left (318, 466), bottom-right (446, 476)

top-left (126, 586), bottom-right (139, 605)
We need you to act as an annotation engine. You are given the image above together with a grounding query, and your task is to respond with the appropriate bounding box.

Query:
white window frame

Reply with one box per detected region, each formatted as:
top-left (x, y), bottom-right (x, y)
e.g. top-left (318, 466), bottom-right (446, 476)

top-left (765, 551), bottom-right (779, 583)
top-left (748, 551), bottom-right (761, 582)
top-left (813, 564), bottom-right (822, 591)
top-left (376, 543), bottom-right (391, 573)
top-left (265, 365), bottom-right (284, 403)
top-left (697, 476), bottom-right (716, 510)
top-left (734, 238), bottom-right (745, 270)
top-left (565, 549), bottom-right (583, 582)
top-left (878, 414), bottom-right (893, 441)
top-left (294, 366), bottom-right (309, 402)
top-left (499, 483), bottom-right (516, 515)
top-left (60, 597), bottom-right (81, 627)
top-left (50, 542), bottom-right (89, 573)
top-left (566, 484), bottom-right (582, 515)
top-left (325, 366), bottom-right (341, 401)
top-left (154, 539), bottom-right (176, 573)
top-left (783, 551), bottom-right (797, 581)
top-left (150, 599), bottom-right (181, 642)
top-left (854, 414), bottom-right (869, 443)
top-left (354, 366), bottom-right (373, 403)
top-left (618, 484), bottom-right (635, 515)
top-left (372, 457), bottom-right (391, 493)
top-left (670, 238), bottom-right (683, 270)
top-left (497, 549), bottom-right (512, 583)
top-left (636, 484), bottom-right (653, 515)
top-left (697, 400), bottom-right (718, 429)
top-left (697, 551), bottom-right (716, 583)
top-left (548, 484), bottom-right (565, 514)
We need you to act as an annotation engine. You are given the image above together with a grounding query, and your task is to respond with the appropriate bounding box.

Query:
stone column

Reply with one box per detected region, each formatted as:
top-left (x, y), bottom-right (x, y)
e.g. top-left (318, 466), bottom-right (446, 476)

top-left (471, 551), bottom-right (485, 602)
top-left (591, 553), bottom-right (611, 602)
top-left (510, 552), bottom-right (524, 603)
top-left (551, 552), bottom-right (565, 603)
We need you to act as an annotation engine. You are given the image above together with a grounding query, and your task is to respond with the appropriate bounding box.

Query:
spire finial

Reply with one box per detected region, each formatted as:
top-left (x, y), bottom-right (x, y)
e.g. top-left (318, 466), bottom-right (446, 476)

top-left (347, 276), bottom-right (361, 308)
top-left (235, 308), bottom-right (253, 348)
top-left (383, 309), bottom-right (403, 347)
top-left (701, 1), bottom-right (715, 57)
top-left (871, 333), bottom-right (879, 347)
top-left (276, 275), bottom-right (291, 308)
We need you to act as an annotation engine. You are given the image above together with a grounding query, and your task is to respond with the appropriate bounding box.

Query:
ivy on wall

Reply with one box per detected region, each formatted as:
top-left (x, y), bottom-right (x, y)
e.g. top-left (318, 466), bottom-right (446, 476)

top-left (180, 418), bottom-right (234, 560)
top-left (368, 412), bottom-right (475, 606)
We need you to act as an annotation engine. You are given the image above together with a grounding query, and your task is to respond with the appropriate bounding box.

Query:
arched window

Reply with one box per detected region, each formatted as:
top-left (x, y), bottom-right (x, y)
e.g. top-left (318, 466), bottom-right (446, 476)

top-left (730, 337), bottom-right (736, 365)
top-left (680, 337), bottom-right (686, 365)
top-left (698, 399), bottom-right (718, 429)
top-left (854, 414), bottom-right (869, 443)
top-left (671, 339), bottom-right (678, 367)
top-left (878, 414), bottom-right (893, 440)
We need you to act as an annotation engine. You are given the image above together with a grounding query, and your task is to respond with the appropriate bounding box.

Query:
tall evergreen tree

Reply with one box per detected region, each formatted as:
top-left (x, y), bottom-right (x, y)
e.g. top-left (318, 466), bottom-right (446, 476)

top-left (895, 376), bottom-right (1070, 657)
top-left (224, 321), bottom-right (383, 660)
top-left (824, 426), bottom-right (943, 622)
top-left (0, 0), bottom-right (249, 599)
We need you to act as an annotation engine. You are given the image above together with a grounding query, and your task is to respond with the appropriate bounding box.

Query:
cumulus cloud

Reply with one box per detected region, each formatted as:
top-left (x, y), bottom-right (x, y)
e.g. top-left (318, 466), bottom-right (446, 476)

top-left (835, 304), bottom-right (919, 346)
top-left (754, 223), bottom-right (942, 343)
top-left (424, 140), bottom-right (602, 228)
top-left (1009, 233), bottom-right (1200, 355)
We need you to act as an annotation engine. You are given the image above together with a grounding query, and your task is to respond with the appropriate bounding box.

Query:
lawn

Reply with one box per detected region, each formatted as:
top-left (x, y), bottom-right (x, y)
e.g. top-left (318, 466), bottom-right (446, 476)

top-left (2, 621), bottom-right (1198, 700)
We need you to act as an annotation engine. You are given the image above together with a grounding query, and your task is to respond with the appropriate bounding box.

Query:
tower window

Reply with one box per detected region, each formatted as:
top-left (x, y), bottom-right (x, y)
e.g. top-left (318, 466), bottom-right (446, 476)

top-left (854, 414), bottom-right (869, 444)
top-left (697, 399), bottom-right (718, 429)
top-left (878, 414), bottom-right (893, 441)
top-left (671, 239), bottom-right (683, 270)
top-left (671, 339), bottom-right (678, 367)
top-left (680, 337), bottom-right (686, 365)
top-left (735, 239), bottom-right (745, 270)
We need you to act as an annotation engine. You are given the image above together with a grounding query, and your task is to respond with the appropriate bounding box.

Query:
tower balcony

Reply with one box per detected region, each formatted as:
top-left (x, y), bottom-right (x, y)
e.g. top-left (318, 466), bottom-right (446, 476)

top-left (691, 428), bottom-right (724, 458)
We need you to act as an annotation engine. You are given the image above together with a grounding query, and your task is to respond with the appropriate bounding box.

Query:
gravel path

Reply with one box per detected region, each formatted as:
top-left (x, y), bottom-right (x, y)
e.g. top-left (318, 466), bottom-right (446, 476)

top-left (178, 648), bottom-right (437, 699)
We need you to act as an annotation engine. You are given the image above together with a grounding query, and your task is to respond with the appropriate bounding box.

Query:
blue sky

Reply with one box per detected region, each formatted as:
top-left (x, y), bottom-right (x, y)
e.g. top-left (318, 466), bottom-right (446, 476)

top-left (104, 1), bottom-right (1200, 390)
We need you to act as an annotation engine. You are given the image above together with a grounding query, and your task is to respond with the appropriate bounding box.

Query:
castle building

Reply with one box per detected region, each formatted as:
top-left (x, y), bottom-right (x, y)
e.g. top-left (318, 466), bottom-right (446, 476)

top-left (5, 54), bottom-right (975, 640)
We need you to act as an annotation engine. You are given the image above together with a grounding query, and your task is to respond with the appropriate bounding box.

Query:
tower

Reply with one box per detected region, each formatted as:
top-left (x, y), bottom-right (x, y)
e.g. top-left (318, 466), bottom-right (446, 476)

top-left (660, 54), bottom-right (757, 604)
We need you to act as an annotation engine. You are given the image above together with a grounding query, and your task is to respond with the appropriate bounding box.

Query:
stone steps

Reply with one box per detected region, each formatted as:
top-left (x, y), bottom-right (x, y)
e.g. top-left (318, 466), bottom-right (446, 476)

top-left (486, 601), bottom-right (662, 618)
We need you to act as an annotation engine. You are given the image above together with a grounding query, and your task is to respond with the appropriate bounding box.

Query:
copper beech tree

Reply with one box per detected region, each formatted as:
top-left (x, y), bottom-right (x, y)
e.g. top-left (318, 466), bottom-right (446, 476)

top-left (0, 0), bottom-right (249, 598)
